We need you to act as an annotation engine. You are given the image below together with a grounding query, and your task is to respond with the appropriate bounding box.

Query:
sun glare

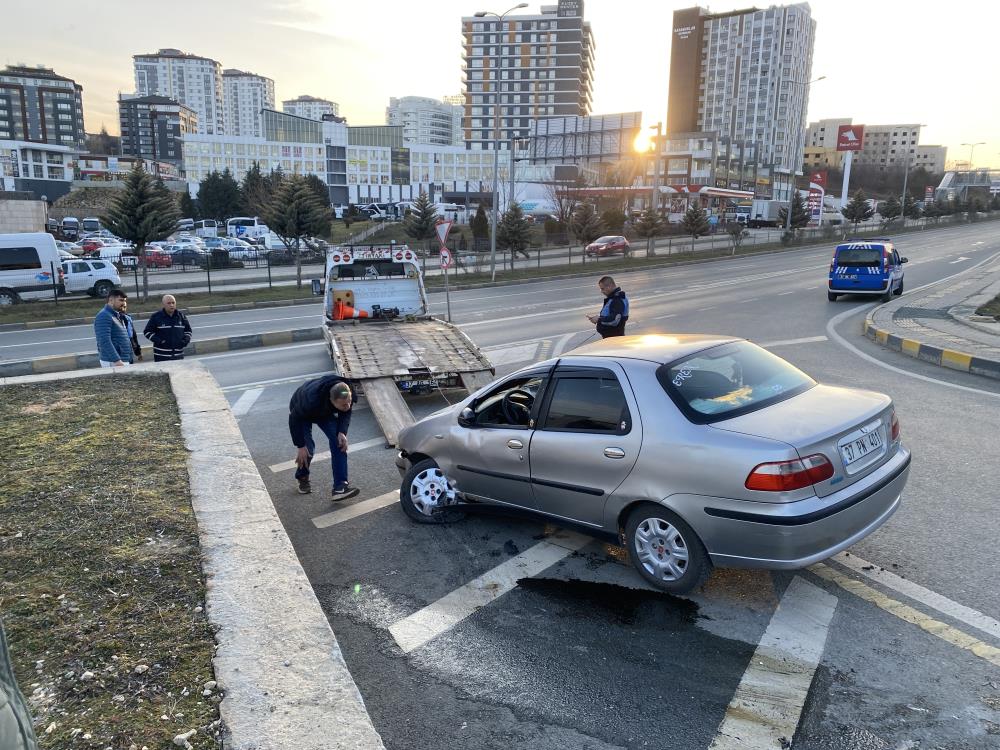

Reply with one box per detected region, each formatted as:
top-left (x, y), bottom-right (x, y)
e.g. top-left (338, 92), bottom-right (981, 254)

top-left (633, 132), bottom-right (652, 153)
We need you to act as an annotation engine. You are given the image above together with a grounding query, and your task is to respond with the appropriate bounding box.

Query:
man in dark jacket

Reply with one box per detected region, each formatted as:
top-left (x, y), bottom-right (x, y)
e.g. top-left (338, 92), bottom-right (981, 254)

top-left (94, 289), bottom-right (134, 367)
top-left (143, 295), bottom-right (192, 361)
top-left (587, 276), bottom-right (629, 338)
top-left (289, 375), bottom-right (359, 501)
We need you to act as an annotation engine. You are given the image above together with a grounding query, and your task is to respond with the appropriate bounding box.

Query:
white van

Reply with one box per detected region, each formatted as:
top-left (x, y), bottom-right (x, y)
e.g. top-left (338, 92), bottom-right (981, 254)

top-left (0, 233), bottom-right (65, 305)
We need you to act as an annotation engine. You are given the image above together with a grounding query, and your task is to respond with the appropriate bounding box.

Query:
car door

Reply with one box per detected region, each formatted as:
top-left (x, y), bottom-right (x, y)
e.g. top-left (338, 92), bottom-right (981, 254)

top-left (66, 261), bottom-right (91, 293)
top-left (527, 363), bottom-right (642, 527)
top-left (891, 249), bottom-right (903, 290)
top-left (447, 371), bottom-right (549, 508)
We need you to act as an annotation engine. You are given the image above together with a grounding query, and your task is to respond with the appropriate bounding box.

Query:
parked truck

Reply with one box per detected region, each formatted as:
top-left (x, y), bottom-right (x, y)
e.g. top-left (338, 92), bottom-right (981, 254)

top-left (321, 244), bottom-right (494, 445)
top-left (747, 199), bottom-right (787, 228)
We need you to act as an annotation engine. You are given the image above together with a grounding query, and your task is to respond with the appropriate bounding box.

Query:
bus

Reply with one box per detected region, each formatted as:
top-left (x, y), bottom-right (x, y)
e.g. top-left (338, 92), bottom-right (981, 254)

top-left (226, 217), bottom-right (270, 240)
top-left (193, 219), bottom-right (220, 239)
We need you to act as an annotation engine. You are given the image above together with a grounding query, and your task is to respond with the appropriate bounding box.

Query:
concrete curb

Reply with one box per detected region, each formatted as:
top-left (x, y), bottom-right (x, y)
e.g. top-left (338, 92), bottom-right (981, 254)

top-left (0, 326), bottom-right (323, 377)
top-left (862, 316), bottom-right (1000, 380)
top-left (0, 364), bottom-right (386, 749)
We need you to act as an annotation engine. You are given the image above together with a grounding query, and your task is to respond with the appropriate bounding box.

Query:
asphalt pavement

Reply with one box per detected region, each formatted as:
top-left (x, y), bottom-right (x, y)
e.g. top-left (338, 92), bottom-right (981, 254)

top-left (152, 220), bottom-right (1000, 749)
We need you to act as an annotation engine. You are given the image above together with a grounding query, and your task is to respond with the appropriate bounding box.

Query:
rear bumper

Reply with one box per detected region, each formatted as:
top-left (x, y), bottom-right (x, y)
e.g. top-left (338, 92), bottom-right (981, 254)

top-left (828, 279), bottom-right (890, 294)
top-left (670, 447), bottom-right (910, 570)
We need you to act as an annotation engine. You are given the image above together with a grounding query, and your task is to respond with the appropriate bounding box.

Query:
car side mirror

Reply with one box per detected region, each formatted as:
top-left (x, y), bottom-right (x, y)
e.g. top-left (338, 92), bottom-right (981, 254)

top-left (900, 257), bottom-right (908, 264)
top-left (458, 407), bottom-right (475, 427)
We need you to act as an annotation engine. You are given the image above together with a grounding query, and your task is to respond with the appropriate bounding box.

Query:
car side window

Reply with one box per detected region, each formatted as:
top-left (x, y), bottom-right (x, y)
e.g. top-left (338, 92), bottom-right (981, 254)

top-left (540, 373), bottom-right (631, 434)
top-left (892, 250), bottom-right (900, 265)
top-left (473, 374), bottom-right (546, 429)
top-left (92, 261), bottom-right (106, 270)
top-left (71, 262), bottom-right (89, 273)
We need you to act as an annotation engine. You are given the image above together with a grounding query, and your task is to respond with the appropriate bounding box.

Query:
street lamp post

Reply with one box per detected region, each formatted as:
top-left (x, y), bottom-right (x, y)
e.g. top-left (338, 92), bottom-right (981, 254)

top-left (476, 3), bottom-right (528, 282)
top-left (783, 75), bottom-right (826, 233)
top-left (961, 141), bottom-right (985, 171)
top-left (649, 122), bottom-right (662, 257)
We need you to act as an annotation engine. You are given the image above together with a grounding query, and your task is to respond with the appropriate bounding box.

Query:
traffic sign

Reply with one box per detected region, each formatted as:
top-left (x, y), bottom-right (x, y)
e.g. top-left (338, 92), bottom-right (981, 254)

top-left (435, 220), bottom-right (453, 246)
top-left (440, 247), bottom-right (453, 270)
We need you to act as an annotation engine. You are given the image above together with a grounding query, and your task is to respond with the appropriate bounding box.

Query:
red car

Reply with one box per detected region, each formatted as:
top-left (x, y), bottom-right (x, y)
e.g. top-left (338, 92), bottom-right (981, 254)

top-left (585, 235), bottom-right (630, 257)
top-left (80, 239), bottom-right (107, 254)
top-left (139, 247), bottom-right (173, 268)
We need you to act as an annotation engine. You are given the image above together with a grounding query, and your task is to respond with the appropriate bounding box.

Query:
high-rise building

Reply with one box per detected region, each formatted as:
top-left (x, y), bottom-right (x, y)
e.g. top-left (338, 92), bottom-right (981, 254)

top-left (666, 4), bottom-right (816, 176)
top-left (386, 96), bottom-right (463, 147)
top-left (133, 49), bottom-right (224, 135)
top-left (0, 65), bottom-right (86, 149)
top-left (223, 69), bottom-right (275, 138)
top-left (118, 94), bottom-right (197, 165)
top-left (282, 95), bottom-right (339, 122)
top-left (461, 0), bottom-right (595, 151)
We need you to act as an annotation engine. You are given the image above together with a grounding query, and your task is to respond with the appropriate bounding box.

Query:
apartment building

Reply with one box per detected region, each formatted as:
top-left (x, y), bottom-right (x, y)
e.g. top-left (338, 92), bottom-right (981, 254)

top-left (386, 96), bottom-right (463, 147)
top-left (133, 49), bottom-right (224, 135)
top-left (461, 0), bottom-right (595, 150)
top-left (0, 65), bottom-right (86, 149)
top-left (222, 69), bottom-right (275, 138)
top-left (282, 95), bottom-right (339, 121)
top-left (118, 95), bottom-right (197, 165)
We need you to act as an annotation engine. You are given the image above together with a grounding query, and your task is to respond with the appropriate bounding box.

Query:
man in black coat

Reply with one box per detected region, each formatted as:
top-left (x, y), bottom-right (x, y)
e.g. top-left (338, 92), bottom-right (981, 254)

top-left (289, 375), bottom-right (359, 501)
top-left (143, 295), bottom-right (192, 361)
top-left (587, 275), bottom-right (630, 338)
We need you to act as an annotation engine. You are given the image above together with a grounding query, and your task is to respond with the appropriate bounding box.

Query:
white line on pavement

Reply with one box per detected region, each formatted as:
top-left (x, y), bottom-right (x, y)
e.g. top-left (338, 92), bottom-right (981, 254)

top-left (197, 341), bottom-right (324, 361)
top-left (829, 552), bottom-right (1000, 641)
top-left (650, 313), bottom-right (677, 320)
top-left (553, 331), bottom-right (585, 356)
top-left (777, 291), bottom-right (795, 296)
top-left (487, 342), bottom-right (540, 366)
top-left (758, 335), bottom-right (828, 347)
top-left (708, 576), bottom-right (837, 750)
top-left (0, 335), bottom-right (92, 349)
top-left (696, 306), bottom-right (716, 312)
top-left (743, 298), bottom-right (759, 303)
top-left (196, 314), bottom-right (317, 330)
top-left (312, 490), bottom-right (400, 529)
top-left (388, 530), bottom-right (592, 654)
top-left (220, 370), bottom-right (333, 392)
top-left (230, 387), bottom-right (264, 417)
top-left (268, 436), bottom-right (387, 473)
top-left (949, 256), bottom-right (971, 264)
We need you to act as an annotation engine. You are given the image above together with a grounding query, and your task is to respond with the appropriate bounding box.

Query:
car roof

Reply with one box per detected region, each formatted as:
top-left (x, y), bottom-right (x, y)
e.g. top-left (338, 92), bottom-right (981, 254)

top-left (563, 334), bottom-right (742, 364)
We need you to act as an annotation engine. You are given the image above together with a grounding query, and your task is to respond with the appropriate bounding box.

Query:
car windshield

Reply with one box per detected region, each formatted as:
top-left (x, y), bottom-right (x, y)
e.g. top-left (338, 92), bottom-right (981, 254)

top-left (657, 341), bottom-right (815, 424)
top-left (836, 246), bottom-right (884, 266)
top-left (594, 236), bottom-right (617, 243)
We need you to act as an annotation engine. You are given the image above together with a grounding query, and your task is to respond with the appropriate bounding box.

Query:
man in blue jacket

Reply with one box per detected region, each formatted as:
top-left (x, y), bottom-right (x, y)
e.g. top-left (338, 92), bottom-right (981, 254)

top-left (143, 294), bottom-right (192, 361)
top-left (288, 375), bottom-right (359, 501)
top-left (93, 289), bottom-right (134, 367)
top-left (587, 275), bottom-right (629, 338)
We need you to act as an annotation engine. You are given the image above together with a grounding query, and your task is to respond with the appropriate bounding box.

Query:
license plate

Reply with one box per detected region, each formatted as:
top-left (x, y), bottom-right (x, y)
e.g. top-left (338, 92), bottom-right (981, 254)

top-left (839, 420), bottom-right (885, 470)
top-left (400, 379), bottom-right (437, 390)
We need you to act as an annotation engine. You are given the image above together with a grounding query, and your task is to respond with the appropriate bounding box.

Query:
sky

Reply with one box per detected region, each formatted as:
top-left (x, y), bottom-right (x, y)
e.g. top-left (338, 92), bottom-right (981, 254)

top-left (3, 0), bottom-right (998, 169)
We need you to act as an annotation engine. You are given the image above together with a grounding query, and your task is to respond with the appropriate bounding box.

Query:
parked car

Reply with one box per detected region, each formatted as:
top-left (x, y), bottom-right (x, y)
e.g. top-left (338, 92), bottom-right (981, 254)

top-left (165, 245), bottom-right (209, 267)
top-left (80, 238), bottom-right (107, 254)
top-left (138, 247), bottom-right (172, 268)
top-left (56, 240), bottom-right (83, 257)
top-left (90, 246), bottom-right (137, 268)
top-left (0, 232), bottom-right (66, 305)
top-left (394, 334), bottom-right (911, 594)
top-left (585, 235), bottom-right (630, 257)
top-left (61, 259), bottom-right (122, 297)
top-left (207, 237), bottom-right (261, 260)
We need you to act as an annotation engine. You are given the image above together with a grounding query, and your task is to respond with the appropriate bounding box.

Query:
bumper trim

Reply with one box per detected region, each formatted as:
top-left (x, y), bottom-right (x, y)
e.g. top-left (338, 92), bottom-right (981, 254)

top-left (704, 454), bottom-right (911, 526)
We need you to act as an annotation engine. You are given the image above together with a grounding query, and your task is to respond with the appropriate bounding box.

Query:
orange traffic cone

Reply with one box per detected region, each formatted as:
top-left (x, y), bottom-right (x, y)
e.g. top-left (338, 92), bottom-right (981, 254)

top-left (333, 300), bottom-right (369, 320)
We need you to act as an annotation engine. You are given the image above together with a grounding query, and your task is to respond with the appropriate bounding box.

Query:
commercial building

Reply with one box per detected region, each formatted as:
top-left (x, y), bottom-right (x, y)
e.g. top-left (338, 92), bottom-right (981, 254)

top-left (77, 154), bottom-right (179, 181)
top-left (133, 49), bottom-right (225, 135)
top-left (914, 145), bottom-right (947, 175)
top-left (461, 0), bottom-right (595, 151)
top-left (386, 96), bottom-right (463, 147)
top-left (223, 69), bottom-right (275, 138)
top-left (666, 3), bottom-right (816, 197)
top-left (805, 118), bottom-right (852, 149)
top-left (527, 112), bottom-right (641, 166)
top-left (118, 95), bottom-right (197, 166)
top-left (282, 95), bottom-right (339, 121)
top-left (0, 65), bottom-right (86, 149)
top-left (0, 139), bottom-right (77, 200)
top-left (802, 146), bottom-right (843, 171)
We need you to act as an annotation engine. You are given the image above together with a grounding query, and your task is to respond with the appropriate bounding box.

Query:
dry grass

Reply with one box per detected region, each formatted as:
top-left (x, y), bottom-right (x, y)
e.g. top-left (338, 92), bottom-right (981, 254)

top-left (976, 294), bottom-right (1000, 320)
top-left (0, 375), bottom-right (221, 749)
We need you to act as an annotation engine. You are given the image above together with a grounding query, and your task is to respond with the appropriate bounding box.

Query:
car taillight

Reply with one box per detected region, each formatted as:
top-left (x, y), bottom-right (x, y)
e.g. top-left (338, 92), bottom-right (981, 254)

top-left (830, 256), bottom-right (836, 272)
top-left (890, 410), bottom-right (900, 442)
top-left (745, 454), bottom-right (834, 492)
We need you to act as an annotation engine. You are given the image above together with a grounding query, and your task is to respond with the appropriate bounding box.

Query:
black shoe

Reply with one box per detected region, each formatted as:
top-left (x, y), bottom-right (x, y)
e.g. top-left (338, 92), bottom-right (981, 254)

top-left (332, 485), bottom-right (359, 502)
top-left (297, 478), bottom-right (311, 494)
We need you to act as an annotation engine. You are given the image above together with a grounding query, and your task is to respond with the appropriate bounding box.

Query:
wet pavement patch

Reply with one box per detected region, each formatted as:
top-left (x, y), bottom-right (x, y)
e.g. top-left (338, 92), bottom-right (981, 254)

top-left (518, 577), bottom-right (700, 629)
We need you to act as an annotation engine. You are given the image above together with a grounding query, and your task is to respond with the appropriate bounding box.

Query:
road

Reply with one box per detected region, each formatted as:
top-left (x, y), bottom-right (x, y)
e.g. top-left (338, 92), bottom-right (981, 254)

top-left (20, 222), bottom-right (1000, 747)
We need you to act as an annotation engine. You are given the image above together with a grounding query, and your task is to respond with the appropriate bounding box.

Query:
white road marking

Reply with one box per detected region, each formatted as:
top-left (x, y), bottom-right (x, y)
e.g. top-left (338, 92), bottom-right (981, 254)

top-left (742, 298), bottom-right (759, 303)
top-left (268, 436), bottom-right (387, 473)
top-left (230, 387), bottom-right (264, 417)
top-left (829, 552), bottom-right (1000, 641)
top-left (806, 286), bottom-right (819, 290)
top-left (553, 331), bottom-right (585, 356)
top-left (0, 335), bottom-right (92, 349)
top-left (220, 370), bottom-right (333, 392)
top-left (758, 335), bottom-right (828, 347)
top-left (696, 306), bottom-right (716, 312)
top-left (949, 256), bottom-right (971, 264)
top-left (312, 491), bottom-right (400, 529)
top-left (388, 530), bottom-right (592, 653)
top-left (708, 576), bottom-right (837, 750)
top-left (487, 342), bottom-right (539, 366)
top-left (197, 341), bottom-right (324, 361)
top-left (650, 313), bottom-right (678, 321)
top-left (196, 314), bottom-right (317, 330)
top-left (777, 291), bottom-right (795, 296)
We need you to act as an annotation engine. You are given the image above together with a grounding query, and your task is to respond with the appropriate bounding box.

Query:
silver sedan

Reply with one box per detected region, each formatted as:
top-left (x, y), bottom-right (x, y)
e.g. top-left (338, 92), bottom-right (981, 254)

top-left (395, 335), bottom-right (911, 594)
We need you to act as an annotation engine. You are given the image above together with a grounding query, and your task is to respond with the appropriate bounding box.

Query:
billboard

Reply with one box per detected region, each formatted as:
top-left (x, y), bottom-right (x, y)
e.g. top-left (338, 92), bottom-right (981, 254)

top-left (808, 171), bottom-right (827, 219)
top-left (836, 124), bottom-right (864, 152)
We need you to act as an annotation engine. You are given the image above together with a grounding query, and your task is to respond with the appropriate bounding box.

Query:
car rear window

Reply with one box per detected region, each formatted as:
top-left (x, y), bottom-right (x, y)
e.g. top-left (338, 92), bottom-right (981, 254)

top-left (835, 247), bottom-right (883, 266)
top-left (656, 341), bottom-right (815, 424)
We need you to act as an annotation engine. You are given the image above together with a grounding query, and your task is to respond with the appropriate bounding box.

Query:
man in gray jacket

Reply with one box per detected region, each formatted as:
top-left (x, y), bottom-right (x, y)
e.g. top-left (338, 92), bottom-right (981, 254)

top-left (93, 289), bottom-right (134, 367)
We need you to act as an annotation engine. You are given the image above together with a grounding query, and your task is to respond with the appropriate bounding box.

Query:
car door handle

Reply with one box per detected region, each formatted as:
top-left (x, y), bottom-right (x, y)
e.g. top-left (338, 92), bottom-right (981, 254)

top-left (604, 447), bottom-right (626, 459)
top-left (507, 439), bottom-right (524, 450)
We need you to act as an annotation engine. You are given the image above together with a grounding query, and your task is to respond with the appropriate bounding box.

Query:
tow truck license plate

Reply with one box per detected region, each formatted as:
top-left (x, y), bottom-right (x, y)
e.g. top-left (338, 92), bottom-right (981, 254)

top-left (401, 379), bottom-right (437, 390)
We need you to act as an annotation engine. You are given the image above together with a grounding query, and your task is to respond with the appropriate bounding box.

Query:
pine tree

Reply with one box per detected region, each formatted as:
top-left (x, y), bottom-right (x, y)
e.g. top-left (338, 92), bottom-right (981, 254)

top-left (498, 202), bottom-right (532, 265)
top-left (240, 162), bottom-right (270, 218)
top-left (303, 174), bottom-right (330, 208)
top-left (600, 208), bottom-right (626, 235)
top-left (777, 192), bottom-right (810, 230)
top-left (264, 175), bottom-right (332, 289)
top-left (841, 190), bottom-right (875, 231)
top-left (198, 169), bottom-right (243, 221)
top-left (902, 193), bottom-right (921, 220)
top-left (879, 196), bottom-right (902, 227)
top-left (570, 203), bottom-right (604, 247)
top-left (470, 205), bottom-right (490, 247)
top-left (633, 211), bottom-right (663, 257)
top-left (179, 191), bottom-right (199, 221)
top-left (681, 203), bottom-right (711, 248)
top-left (102, 164), bottom-right (179, 300)
top-left (403, 192), bottom-right (439, 243)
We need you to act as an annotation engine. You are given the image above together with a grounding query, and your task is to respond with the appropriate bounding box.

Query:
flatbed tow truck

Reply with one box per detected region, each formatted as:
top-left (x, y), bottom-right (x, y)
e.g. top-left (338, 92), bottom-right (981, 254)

top-left (321, 244), bottom-right (494, 445)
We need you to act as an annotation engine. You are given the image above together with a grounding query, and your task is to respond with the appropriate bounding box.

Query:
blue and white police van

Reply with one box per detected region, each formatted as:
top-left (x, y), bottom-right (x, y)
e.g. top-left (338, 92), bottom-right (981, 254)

top-left (828, 239), bottom-right (908, 302)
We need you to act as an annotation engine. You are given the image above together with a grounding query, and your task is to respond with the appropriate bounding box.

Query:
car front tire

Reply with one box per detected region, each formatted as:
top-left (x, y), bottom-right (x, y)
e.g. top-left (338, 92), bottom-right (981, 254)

top-left (399, 458), bottom-right (466, 524)
top-left (94, 281), bottom-right (113, 297)
top-left (624, 504), bottom-right (711, 594)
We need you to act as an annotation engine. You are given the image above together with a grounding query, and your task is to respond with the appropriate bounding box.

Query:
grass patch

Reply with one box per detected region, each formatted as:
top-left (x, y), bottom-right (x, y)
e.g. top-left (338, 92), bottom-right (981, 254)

top-left (976, 294), bottom-right (1000, 320)
top-left (0, 285), bottom-right (318, 326)
top-left (0, 375), bottom-right (221, 748)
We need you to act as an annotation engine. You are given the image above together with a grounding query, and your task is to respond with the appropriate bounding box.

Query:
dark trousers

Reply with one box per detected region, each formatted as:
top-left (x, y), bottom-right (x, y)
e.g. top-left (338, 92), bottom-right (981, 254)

top-left (290, 415), bottom-right (348, 487)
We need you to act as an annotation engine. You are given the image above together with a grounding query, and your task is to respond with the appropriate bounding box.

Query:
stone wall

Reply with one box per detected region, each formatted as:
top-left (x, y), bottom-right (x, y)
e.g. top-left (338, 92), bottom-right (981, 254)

top-left (0, 199), bottom-right (47, 233)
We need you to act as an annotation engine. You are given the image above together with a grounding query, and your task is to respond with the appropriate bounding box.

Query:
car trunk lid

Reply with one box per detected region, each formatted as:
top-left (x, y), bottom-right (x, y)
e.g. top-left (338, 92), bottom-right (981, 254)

top-left (711, 384), bottom-right (894, 497)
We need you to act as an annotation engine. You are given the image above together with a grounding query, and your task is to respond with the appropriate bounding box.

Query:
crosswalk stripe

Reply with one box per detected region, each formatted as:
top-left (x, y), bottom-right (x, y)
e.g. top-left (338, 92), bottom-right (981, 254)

top-left (388, 530), bottom-right (592, 654)
top-left (268, 436), bottom-right (387, 473)
top-left (231, 387), bottom-right (264, 417)
top-left (312, 491), bottom-right (400, 529)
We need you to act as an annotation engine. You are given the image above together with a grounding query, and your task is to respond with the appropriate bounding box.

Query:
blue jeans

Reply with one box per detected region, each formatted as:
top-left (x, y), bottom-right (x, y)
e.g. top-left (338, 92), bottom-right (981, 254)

top-left (291, 416), bottom-right (349, 488)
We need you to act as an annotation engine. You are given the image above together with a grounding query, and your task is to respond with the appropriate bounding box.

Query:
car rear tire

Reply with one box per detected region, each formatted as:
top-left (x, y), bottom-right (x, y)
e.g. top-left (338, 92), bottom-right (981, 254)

top-left (94, 281), bottom-right (113, 298)
top-left (880, 288), bottom-right (892, 303)
top-left (400, 458), bottom-right (466, 524)
top-left (827, 291), bottom-right (839, 302)
top-left (624, 504), bottom-right (711, 594)
top-left (0, 288), bottom-right (19, 306)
